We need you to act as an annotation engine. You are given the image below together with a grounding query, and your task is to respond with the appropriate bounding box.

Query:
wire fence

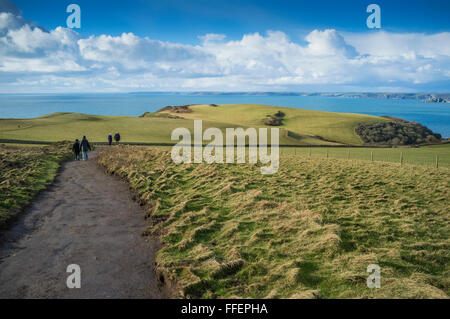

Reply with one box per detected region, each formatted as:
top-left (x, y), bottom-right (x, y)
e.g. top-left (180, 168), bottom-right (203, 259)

top-left (280, 147), bottom-right (448, 168)
top-left (2, 139), bottom-right (447, 168)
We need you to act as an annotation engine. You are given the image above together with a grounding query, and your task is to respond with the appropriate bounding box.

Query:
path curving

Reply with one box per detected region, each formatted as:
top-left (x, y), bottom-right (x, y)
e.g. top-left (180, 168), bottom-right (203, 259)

top-left (0, 149), bottom-right (167, 298)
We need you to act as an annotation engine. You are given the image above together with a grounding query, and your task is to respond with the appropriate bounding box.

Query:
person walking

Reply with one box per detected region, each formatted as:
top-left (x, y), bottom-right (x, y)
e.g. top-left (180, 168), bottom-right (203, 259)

top-left (114, 132), bottom-right (121, 144)
top-left (72, 139), bottom-right (81, 161)
top-left (108, 133), bottom-right (112, 146)
top-left (80, 136), bottom-right (91, 161)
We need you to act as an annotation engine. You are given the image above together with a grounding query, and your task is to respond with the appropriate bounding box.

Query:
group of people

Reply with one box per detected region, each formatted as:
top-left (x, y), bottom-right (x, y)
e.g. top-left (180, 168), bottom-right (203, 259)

top-left (72, 132), bottom-right (121, 161)
top-left (108, 132), bottom-right (121, 146)
top-left (72, 136), bottom-right (91, 161)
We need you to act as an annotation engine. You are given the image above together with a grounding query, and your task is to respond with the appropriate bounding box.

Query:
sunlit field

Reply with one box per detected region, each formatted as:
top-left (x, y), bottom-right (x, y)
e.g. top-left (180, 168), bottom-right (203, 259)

top-left (0, 104), bottom-right (388, 146)
top-left (280, 144), bottom-right (450, 168)
top-left (98, 146), bottom-right (450, 298)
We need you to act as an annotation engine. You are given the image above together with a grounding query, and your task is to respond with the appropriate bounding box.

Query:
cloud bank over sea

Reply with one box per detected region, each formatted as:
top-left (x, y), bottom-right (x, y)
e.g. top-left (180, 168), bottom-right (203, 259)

top-left (0, 8), bottom-right (449, 92)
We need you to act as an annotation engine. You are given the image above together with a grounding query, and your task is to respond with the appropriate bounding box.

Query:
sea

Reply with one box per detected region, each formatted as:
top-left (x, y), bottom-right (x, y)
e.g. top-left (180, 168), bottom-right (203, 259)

top-left (0, 93), bottom-right (449, 138)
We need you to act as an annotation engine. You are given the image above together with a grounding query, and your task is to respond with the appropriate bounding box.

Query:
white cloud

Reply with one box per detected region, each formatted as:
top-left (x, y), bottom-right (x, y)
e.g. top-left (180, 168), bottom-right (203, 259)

top-left (198, 33), bottom-right (226, 43)
top-left (0, 11), bottom-right (449, 92)
top-left (305, 29), bottom-right (358, 58)
top-left (77, 32), bottom-right (212, 74)
top-left (345, 31), bottom-right (450, 58)
top-left (0, 11), bottom-right (23, 33)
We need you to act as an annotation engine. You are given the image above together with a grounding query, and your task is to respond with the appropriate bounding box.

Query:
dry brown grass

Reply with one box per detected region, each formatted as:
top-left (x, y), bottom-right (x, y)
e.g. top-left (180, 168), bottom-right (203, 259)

top-left (98, 146), bottom-right (449, 298)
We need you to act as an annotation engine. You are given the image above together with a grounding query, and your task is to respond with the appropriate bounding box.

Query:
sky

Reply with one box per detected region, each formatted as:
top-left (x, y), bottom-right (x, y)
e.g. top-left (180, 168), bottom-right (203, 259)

top-left (0, 0), bottom-right (449, 92)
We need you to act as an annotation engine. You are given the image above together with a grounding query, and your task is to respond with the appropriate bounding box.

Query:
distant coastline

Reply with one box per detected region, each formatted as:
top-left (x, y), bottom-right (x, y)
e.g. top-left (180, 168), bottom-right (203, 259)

top-left (2, 92), bottom-right (450, 102)
top-left (1, 93), bottom-right (449, 137)
top-left (129, 91), bottom-right (450, 102)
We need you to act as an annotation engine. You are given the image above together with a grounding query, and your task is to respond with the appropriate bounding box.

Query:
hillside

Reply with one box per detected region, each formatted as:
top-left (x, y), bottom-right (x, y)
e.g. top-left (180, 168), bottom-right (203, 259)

top-left (98, 146), bottom-right (450, 298)
top-left (158, 104), bottom-right (387, 145)
top-left (0, 105), bottom-right (389, 145)
top-left (0, 112), bottom-right (242, 144)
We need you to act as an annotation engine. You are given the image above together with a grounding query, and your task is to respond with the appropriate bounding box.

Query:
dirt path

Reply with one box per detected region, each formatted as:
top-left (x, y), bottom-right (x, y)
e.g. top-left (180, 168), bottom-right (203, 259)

top-left (0, 149), bottom-right (167, 298)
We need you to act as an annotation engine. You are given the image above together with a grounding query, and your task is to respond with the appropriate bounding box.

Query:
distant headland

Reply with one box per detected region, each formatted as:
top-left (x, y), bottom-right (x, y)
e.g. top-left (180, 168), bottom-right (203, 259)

top-left (129, 91), bottom-right (450, 102)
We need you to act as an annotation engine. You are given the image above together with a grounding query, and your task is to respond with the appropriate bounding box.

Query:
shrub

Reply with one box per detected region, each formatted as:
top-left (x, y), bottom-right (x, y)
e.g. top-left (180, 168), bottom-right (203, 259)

top-left (263, 116), bottom-right (283, 126)
top-left (355, 119), bottom-right (442, 146)
top-left (262, 111), bottom-right (286, 126)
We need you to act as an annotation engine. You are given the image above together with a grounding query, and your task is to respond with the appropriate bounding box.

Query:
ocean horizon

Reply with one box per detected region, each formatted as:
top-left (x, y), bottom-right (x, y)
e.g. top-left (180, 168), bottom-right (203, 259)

top-left (1, 93), bottom-right (449, 138)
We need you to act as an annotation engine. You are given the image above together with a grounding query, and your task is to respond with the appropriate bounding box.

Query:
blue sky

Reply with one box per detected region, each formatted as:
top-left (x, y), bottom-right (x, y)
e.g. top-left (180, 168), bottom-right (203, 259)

top-left (14, 0), bottom-right (450, 42)
top-left (1, 0), bottom-right (449, 92)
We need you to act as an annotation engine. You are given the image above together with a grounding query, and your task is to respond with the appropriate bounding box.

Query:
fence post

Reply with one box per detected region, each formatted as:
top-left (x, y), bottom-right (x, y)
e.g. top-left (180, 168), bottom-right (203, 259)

top-left (436, 154), bottom-right (439, 168)
top-left (347, 149), bottom-right (350, 160)
top-left (326, 149), bottom-right (329, 158)
top-left (294, 148), bottom-right (296, 155)
top-left (309, 148), bottom-right (311, 157)
top-left (371, 150), bottom-right (373, 162)
top-left (400, 152), bottom-right (403, 165)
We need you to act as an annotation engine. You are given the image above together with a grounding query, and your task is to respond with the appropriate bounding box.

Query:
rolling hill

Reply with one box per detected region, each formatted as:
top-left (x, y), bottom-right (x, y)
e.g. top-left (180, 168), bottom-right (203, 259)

top-left (0, 104), bottom-right (388, 145)
top-left (160, 104), bottom-right (388, 145)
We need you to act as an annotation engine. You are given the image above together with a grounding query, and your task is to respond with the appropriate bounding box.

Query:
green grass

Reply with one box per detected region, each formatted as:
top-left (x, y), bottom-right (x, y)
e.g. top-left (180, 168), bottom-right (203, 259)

top-left (0, 104), bottom-right (389, 146)
top-left (173, 104), bottom-right (388, 145)
top-left (0, 142), bottom-right (72, 227)
top-left (0, 112), bottom-right (288, 144)
top-left (98, 146), bottom-right (450, 299)
top-left (279, 143), bottom-right (450, 168)
top-left (0, 112), bottom-right (215, 143)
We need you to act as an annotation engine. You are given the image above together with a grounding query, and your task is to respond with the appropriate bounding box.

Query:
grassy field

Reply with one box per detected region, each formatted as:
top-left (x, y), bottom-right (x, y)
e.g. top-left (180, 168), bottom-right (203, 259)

top-left (151, 144), bottom-right (450, 168)
top-left (0, 142), bottom-right (72, 228)
top-left (0, 112), bottom-right (294, 145)
top-left (280, 143), bottom-right (450, 168)
top-left (166, 104), bottom-right (388, 145)
top-left (98, 146), bottom-right (450, 299)
top-left (0, 104), bottom-right (388, 145)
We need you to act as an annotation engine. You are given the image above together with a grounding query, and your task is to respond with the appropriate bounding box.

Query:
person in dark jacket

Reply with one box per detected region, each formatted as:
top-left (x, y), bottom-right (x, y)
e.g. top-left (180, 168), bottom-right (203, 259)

top-left (80, 136), bottom-right (91, 161)
top-left (72, 139), bottom-right (81, 160)
top-left (108, 133), bottom-right (112, 146)
top-left (114, 132), bottom-right (121, 144)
